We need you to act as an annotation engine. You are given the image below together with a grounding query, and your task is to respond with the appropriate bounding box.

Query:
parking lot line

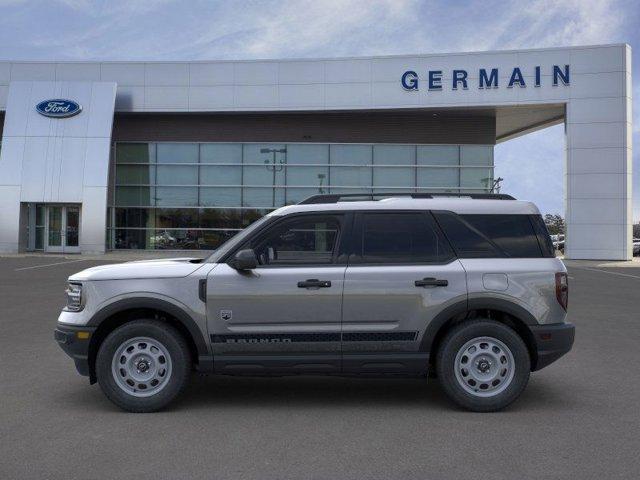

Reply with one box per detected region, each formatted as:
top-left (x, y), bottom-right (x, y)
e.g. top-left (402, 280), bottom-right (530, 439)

top-left (14, 259), bottom-right (93, 271)
top-left (572, 266), bottom-right (640, 280)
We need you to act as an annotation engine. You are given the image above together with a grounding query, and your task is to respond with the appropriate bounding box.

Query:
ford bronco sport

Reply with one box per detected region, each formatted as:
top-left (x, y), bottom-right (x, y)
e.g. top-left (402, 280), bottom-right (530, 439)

top-left (55, 193), bottom-right (574, 412)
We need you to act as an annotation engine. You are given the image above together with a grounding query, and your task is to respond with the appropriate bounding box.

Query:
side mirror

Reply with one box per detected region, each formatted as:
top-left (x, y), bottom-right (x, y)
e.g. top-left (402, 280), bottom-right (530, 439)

top-left (232, 249), bottom-right (257, 271)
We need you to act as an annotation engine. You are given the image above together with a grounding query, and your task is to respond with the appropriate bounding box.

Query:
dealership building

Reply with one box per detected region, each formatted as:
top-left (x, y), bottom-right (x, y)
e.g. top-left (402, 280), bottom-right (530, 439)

top-left (0, 44), bottom-right (633, 259)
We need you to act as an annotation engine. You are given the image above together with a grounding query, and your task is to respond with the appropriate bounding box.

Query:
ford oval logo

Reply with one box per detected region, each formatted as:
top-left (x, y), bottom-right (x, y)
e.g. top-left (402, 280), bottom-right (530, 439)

top-left (35, 99), bottom-right (82, 118)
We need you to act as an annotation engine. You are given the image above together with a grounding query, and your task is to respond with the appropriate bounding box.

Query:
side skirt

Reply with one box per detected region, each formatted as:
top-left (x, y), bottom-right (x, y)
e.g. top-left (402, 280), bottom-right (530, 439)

top-left (343, 352), bottom-right (429, 375)
top-left (212, 352), bottom-right (429, 376)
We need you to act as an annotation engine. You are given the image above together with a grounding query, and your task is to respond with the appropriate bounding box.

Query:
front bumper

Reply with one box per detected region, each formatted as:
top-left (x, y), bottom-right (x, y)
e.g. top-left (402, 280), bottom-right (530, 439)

top-left (54, 324), bottom-right (96, 378)
top-left (530, 322), bottom-right (575, 371)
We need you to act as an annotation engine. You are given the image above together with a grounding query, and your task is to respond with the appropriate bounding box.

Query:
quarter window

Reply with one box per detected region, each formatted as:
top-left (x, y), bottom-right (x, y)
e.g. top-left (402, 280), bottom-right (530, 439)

top-left (432, 212), bottom-right (500, 258)
top-left (529, 214), bottom-right (555, 257)
top-left (461, 214), bottom-right (543, 257)
top-left (357, 212), bottom-right (453, 264)
top-left (251, 216), bottom-right (341, 266)
top-left (434, 212), bottom-right (546, 258)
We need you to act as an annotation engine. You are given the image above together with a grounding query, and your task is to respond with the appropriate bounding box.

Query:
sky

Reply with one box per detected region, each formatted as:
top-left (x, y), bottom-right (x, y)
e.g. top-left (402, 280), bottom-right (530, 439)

top-left (0, 0), bottom-right (638, 219)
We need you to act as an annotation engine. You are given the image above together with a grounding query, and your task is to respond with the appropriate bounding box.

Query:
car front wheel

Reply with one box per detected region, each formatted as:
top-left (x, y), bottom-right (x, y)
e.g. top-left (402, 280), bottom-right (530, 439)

top-left (96, 320), bottom-right (192, 412)
top-left (436, 319), bottom-right (531, 412)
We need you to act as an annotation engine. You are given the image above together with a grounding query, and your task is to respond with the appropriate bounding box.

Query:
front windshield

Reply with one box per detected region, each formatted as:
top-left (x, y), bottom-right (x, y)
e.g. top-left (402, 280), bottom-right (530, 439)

top-left (205, 215), bottom-right (272, 263)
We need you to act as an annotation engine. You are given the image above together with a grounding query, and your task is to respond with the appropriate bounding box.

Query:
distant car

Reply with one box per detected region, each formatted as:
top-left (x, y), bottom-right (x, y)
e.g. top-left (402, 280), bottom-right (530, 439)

top-left (551, 234), bottom-right (565, 253)
top-left (150, 230), bottom-right (177, 248)
top-left (633, 238), bottom-right (640, 256)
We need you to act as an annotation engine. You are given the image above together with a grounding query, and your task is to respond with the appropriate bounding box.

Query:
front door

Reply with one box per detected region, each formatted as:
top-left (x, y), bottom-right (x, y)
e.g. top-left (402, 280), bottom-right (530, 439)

top-left (341, 211), bottom-right (468, 374)
top-left (46, 206), bottom-right (64, 253)
top-left (45, 205), bottom-right (81, 253)
top-left (206, 213), bottom-right (348, 374)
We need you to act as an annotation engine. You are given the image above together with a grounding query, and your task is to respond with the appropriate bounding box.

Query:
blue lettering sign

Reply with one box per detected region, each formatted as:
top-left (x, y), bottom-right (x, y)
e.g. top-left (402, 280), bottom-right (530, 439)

top-left (400, 64), bottom-right (570, 92)
top-left (401, 71), bottom-right (419, 90)
top-left (479, 68), bottom-right (498, 88)
top-left (508, 68), bottom-right (526, 88)
top-left (553, 65), bottom-right (570, 86)
top-left (428, 70), bottom-right (443, 90)
top-left (452, 70), bottom-right (468, 90)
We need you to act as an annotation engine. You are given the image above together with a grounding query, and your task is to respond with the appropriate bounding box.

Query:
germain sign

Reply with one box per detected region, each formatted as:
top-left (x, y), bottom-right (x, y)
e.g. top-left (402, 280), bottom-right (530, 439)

top-left (401, 65), bottom-right (570, 91)
top-left (35, 99), bottom-right (82, 118)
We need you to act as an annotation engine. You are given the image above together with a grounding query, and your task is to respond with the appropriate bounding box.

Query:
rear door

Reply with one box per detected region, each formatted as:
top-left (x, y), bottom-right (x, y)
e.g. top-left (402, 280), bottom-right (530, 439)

top-left (206, 213), bottom-right (349, 374)
top-left (341, 211), bottom-right (467, 374)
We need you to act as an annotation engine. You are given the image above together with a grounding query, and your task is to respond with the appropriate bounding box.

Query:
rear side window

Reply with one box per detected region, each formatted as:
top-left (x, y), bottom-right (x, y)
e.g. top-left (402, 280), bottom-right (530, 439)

top-left (355, 212), bottom-right (454, 264)
top-left (529, 214), bottom-right (555, 257)
top-left (432, 212), bottom-right (500, 258)
top-left (461, 215), bottom-right (542, 257)
top-left (434, 212), bottom-right (548, 258)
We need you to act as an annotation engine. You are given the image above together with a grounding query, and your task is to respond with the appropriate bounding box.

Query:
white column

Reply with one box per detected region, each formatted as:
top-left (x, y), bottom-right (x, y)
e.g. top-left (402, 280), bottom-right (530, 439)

top-left (565, 45), bottom-right (632, 260)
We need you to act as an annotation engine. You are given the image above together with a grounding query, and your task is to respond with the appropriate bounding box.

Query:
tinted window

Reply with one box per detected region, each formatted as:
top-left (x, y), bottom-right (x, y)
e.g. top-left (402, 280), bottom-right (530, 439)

top-left (435, 212), bottom-right (544, 258)
top-left (529, 214), bottom-right (555, 257)
top-left (251, 216), bottom-right (340, 265)
top-left (461, 215), bottom-right (542, 257)
top-left (357, 212), bottom-right (453, 264)
top-left (433, 212), bottom-right (501, 258)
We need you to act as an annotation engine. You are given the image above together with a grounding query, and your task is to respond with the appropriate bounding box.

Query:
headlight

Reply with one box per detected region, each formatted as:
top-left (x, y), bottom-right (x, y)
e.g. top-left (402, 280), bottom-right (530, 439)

top-left (64, 283), bottom-right (83, 312)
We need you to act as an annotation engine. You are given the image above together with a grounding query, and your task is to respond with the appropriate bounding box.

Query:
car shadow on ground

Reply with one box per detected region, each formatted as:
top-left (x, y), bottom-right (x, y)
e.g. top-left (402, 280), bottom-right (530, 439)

top-left (183, 375), bottom-right (576, 412)
top-left (54, 373), bottom-right (578, 415)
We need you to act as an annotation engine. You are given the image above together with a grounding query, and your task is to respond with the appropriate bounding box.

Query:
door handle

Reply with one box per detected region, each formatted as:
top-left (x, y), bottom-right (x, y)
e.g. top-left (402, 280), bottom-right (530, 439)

top-left (415, 277), bottom-right (448, 287)
top-left (198, 279), bottom-right (207, 302)
top-left (297, 279), bottom-right (332, 288)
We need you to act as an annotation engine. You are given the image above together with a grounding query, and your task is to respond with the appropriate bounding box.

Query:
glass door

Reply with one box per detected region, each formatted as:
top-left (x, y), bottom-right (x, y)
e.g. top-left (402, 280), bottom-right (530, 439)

top-left (45, 205), bottom-right (81, 253)
top-left (46, 206), bottom-right (64, 253)
top-left (64, 206), bottom-right (80, 253)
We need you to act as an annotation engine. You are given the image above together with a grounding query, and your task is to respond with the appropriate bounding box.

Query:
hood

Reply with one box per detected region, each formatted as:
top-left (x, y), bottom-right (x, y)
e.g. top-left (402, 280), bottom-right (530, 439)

top-left (69, 258), bottom-right (205, 281)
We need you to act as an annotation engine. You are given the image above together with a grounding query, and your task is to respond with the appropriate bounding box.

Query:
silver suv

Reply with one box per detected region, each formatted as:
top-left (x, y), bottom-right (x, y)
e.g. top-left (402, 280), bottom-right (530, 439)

top-left (55, 193), bottom-right (574, 412)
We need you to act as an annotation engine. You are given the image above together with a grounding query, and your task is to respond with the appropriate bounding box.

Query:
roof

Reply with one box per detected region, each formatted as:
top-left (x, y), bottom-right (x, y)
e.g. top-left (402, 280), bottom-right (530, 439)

top-left (270, 197), bottom-right (541, 216)
top-left (0, 43), bottom-right (626, 64)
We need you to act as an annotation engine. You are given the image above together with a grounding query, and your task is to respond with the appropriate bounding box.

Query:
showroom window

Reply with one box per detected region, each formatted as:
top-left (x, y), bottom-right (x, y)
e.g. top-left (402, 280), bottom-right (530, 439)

top-left (110, 142), bottom-right (494, 250)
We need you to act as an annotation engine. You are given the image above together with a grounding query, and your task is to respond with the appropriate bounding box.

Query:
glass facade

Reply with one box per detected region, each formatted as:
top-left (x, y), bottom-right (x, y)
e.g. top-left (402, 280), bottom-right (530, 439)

top-left (110, 142), bottom-right (494, 250)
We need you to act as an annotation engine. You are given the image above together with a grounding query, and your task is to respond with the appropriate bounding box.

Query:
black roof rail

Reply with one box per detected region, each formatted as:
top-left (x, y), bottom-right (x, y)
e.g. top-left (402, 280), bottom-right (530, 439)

top-left (297, 192), bottom-right (516, 204)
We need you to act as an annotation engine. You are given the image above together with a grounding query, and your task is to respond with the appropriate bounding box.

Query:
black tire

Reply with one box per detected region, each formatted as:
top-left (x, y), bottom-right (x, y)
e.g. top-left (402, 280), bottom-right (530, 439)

top-left (436, 319), bottom-right (530, 412)
top-left (96, 320), bottom-right (192, 413)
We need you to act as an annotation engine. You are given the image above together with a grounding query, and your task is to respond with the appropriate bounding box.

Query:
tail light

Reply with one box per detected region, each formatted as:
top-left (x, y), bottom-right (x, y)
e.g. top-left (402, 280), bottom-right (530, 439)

top-left (555, 272), bottom-right (568, 311)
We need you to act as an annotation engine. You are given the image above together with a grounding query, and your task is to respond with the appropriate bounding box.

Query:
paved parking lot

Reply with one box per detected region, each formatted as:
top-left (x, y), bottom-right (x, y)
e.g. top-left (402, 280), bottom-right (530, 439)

top-left (1, 255), bottom-right (639, 479)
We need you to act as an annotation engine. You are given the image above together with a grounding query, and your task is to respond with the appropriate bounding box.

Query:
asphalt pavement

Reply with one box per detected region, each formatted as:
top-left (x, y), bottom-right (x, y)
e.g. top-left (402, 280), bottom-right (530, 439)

top-left (1, 255), bottom-right (639, 479)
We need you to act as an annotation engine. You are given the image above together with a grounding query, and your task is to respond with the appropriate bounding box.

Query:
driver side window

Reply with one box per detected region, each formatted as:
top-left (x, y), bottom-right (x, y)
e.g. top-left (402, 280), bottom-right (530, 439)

top-left (250, 215), bottom-right (341, 266)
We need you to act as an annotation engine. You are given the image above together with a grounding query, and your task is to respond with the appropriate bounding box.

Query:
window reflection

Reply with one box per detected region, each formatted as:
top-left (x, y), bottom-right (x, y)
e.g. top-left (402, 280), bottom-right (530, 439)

top-left (112, 228), bottom-right (240, 250)
top-left (199, 187), bottom-right (242, 207)
top-left (329, 144), bottom-right (372, 190)
top-left (112, 142), bottom-right (494, 249)
top-left (199, 209), bottom-right (244, 229)
top-left (114, 208), bottom-right (263, 230)
top-left (200, 143), bottom-right (242, 164)
top-left (157, 143), bottom-right (198, 164)
top-left (116, 143), bottom-right (155, 164)
top-left (373, 145), bottom-right (415, 189)
top-left (156, 165), bottom-right (198, 185)
top-left (156, 209), bottom-right (199, 229)
top-left (115, 186), bottom-right (155, 207)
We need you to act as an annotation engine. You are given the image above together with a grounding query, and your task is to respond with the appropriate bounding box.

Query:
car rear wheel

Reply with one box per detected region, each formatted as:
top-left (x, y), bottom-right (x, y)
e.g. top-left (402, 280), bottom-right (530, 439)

top-left (96, 320), bottom-right (191, 412)
top-left (436, 319), bottom-right (530, 412)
